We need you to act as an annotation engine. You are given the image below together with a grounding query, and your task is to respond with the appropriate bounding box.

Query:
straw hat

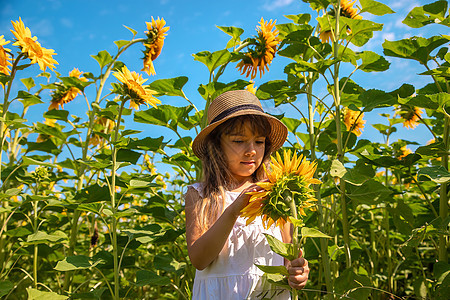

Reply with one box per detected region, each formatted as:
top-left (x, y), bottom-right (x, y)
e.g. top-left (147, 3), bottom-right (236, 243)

top-left (192, 90), bottom-right (288, 159)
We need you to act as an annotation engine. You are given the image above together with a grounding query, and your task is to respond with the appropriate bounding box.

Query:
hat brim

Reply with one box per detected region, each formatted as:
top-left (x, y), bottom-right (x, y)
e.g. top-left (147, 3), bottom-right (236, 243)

top-left (192, 109), bottom-right (288, 159)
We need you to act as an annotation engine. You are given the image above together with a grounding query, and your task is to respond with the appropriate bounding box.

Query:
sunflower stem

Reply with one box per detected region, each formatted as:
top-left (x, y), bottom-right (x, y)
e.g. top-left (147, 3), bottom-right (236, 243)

top-left (439, 114), bottom-right (449, 262)
top-left (286, 192), bottom-right (299, 300)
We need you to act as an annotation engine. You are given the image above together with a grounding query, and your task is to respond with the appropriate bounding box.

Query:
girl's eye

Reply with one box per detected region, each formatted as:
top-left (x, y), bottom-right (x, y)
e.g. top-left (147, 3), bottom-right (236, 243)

top-left (233, 140), bottom-right (243, 144)
top-left (256, 140), bottom-right (265, 144)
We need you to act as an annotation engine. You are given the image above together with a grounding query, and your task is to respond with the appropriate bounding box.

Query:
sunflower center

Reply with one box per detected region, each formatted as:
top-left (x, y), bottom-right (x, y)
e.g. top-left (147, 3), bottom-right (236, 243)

top-left (0, 48), bottom-right (7, 65)
top-left (24, 37), bottom-right (43, 57)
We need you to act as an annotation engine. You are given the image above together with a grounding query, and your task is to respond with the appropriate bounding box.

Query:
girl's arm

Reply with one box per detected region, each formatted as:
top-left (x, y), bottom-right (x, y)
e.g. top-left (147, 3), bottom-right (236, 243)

top-left (185, 184), bottom-right (260, 270)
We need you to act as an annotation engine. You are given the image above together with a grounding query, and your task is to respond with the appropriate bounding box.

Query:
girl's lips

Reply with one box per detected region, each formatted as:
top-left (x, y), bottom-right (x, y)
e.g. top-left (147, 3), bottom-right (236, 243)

top-left (241, 161), bottom-right (255, 165)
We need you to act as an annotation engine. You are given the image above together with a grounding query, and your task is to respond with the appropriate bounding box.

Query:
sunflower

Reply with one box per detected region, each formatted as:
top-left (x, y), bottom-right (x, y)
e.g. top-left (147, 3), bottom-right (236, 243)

top-left (318, 0), bottom-right (362, 43)
top-left (10, 17), bottom-right (58, 71)
top-left (142, 17), bottom-right (169, 76)
top-left (341, 0), bottom-right (362, 20)
top-left (48, 68), bottom-right (86, 110)
top-left (237, 18), bottom-right (279, 80)
top-left (89, 116), bottom-right (115, 147)
top-left (241, 149), bottom-right (321, 229)
top-left (398, 145), bottom-right (412, 160)
top-left (0, 35), bottom-right (12, 75)
top-left (113, 66), bottom-right (160, 110)
top-left (245, 81), bottom-right (257, 95)
top-left (344, 108), bottom-right (365, 136)
top-left (397, 105), bottom-right (423, 129)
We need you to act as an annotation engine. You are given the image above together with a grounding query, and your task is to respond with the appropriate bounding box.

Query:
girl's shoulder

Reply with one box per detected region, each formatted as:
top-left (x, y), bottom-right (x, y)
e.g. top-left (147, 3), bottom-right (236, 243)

top-left (187, 182), bottom-right (203, 194)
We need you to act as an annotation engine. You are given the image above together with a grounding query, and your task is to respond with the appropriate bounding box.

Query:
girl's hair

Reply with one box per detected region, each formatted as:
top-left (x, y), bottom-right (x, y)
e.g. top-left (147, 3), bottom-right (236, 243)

top-left (194, 114), bottom-right (272, 232)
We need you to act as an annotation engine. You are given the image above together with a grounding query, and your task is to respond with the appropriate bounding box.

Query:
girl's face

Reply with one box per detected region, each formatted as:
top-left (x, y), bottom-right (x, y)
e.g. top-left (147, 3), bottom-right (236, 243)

top-left (220, 122), bottom-right (266, 184)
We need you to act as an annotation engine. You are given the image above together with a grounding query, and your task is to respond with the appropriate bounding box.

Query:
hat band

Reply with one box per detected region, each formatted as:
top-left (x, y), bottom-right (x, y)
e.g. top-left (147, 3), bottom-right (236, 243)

top-left (210, 104), bottom-right (264, 125)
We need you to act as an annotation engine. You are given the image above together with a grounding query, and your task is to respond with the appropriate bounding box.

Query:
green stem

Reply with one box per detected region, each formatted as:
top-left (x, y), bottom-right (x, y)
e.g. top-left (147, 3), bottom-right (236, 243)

top-left (287, 193), bottom-right (299, 300)
top-left (439, 114), bottom-right (449, 262)
top-left (333, 1), bottom-right (351, 269)
top-left (33, 200), bottom-right (38, 289)
top-left (111, 100), bottom-right (125, 300)
top-left (307, 77), bottom-right (333, 297)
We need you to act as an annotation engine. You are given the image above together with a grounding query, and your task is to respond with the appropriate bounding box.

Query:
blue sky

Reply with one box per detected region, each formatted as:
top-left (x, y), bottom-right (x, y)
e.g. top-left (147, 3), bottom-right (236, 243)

top-left (1, 0), bottom-right (447, 157)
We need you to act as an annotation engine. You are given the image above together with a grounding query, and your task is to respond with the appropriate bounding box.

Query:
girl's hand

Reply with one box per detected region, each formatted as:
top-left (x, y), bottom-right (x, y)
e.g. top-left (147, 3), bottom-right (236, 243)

top-left (287, 249), bottom-right (309, 290)
top-left (228, 183), bottom-right (265, 218)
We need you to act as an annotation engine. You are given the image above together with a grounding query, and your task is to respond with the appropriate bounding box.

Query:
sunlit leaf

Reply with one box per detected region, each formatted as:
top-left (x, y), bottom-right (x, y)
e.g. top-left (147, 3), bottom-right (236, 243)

top-left (15, 90), bottom-right (43, 108)
top-left (263, 233), bottom-right (296, 261)
top-left (91, 50), bottom-right (113, 69)
top-left (418, 166), bottom-right (450, 183)
top-left (0, 281), bottom-right (13, 298)
top-left (343, 18), bottom-right (383, 47)
top-left (54, 255), bottom-right (102, 271)
top-left (359, 0), bottom-right (395, 16)
top-left (149, 77), bottom-right (188, 98)
top-left (255, 264), bottom-right (289, 276)
top-left (192, 49), bottom-right (232, 75)
top-left (357, 51), bottom-right (390, 72)
top-left (44, 109), bottom-right (69, 122)
top-left (27, 288), bottom-right (68, 300)
top-left (403, 0), bottom-right (448, 28)
top-left (301, 227), bottom-right (332, 239)
top-left (383, 36), bottom-right (449, 65)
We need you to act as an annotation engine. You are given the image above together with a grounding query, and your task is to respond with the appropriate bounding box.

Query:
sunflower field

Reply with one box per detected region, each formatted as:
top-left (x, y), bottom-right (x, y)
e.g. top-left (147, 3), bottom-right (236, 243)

top-left (0, 0), bottom-right (449, 299)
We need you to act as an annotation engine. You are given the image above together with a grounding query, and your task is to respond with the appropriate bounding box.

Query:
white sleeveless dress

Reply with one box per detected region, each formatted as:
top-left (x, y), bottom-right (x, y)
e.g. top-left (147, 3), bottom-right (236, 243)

top-left (189, 183), bottom-right (291, 300)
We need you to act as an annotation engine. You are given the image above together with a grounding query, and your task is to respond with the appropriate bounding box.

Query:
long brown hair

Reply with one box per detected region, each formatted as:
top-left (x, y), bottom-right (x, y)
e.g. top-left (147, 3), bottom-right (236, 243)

top-left (194, 115), bottom-right (272, 232)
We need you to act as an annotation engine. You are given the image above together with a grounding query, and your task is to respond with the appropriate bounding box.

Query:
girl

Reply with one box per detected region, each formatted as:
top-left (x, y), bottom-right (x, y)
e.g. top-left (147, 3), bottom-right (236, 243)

top-left (185, 90), bottom-right (309, 299)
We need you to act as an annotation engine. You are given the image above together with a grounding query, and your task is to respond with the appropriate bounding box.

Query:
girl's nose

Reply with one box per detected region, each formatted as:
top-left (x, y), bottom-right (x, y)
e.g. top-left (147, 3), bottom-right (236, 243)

top-left (245, 143), bottom-right (257, 156)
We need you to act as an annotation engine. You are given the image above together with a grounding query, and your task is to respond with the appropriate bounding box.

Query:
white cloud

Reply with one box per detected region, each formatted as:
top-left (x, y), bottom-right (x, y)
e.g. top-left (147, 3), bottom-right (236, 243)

top-left (60, 18), bottom-right (73, 28)
top-left (263, 0), bottom-right (295, 11)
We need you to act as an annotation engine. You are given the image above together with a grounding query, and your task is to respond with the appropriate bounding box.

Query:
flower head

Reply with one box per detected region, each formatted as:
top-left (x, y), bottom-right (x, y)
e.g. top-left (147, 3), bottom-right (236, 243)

top-left (245, 81), bottom-right (257, 94)
top-left (340, 0), bottom-right (362, 20)
top-left (10, 17), bottom-right (58, 71)
top-left (49, 68), bottom-right (86, 110)
top-left (113, 65), bottom-right (160, 110)
top-left (318, 0), bottom-right (362, 43)
top-left (237, 18), bottom-right (279, 80)
top-left (241, 149), bottom-right (321, 229)
top-left (89, 117), bottom-right (115, 147)
top-left (397, 105), bottom-right (423, 129)
top-left (344, 108), bottom-right (365, 136)
top-left (142, 17), bottom-right (169, 76)
top-left (398, 145), bottom-right (412, 160)
top-left (0, 35), bottom-right (12, 75)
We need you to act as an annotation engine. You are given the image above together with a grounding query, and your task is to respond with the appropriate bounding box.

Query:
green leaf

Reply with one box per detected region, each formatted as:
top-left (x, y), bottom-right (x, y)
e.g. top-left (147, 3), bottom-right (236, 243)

top-left (134, 270), bottom-right (171, 286)
top-left (342, 18), bottom-right (383, 47)
top-left (263, 233), bottom-right (296, 261)
top-left (0, 281), bottom-right (13, 298)
top-left (330, 159), bottom-right (347, 178)
top-left (347, 179), bottom-right (393, 205)
top-left (383, 36), bottom-right (449, 65)
top-left (27, 139), bottom-right (61, 155)
top-left (20, 77), bottom-right (36, 90)
top-left (403, 0), bottom-right (448, 28)
top-left (26, 230), bottom-right (68, 244)
top-left (91, 50), bottom-right (113, 69)
top-left (255, 264), bottom-right (289, 276)
top-left (22, 156), bottom-right (55, 168)
top-left (418, 166), bottom-right (450, 183)
top-left (123, 25), bottom-right (137, 37)
top-left (192, 49), bottom-right (232, 75)
top-left (127, 136), bottom-right (167, 151)
top-left (284, 13), bottom-right (311, 25)
top-left (44, 109), bottom-right (69, 122)
top-left (149, 77), bottom-right (188, 98)
top-left (54, 255), bottom-right (102, 271)
top-left (360, 89), bottom-right (397, 112)
top-left (134, 104), bottom-right (194, 131)
top-left (358, 51), bottom-right (390, 72)
top-left (27, 288), bottom-right (68, 300)
top-left (282, 117), bottom-right (302, 133)
top-left (301, 227), bottom-right (332, 239)
top-left (359, 0), bottom-right (395, 16)
top-left (335, 268), bottom-right (371, 299)
top-left (116, 149), bottom-right (140, 164)
top-left (301, 0), bottom-right (330, 10)
top-left (217, 26), bottom-right (244, 48)
top-left (114, 39), bottom-right (129, 49)
top-left (15, 90), bottom-right (43, 108)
